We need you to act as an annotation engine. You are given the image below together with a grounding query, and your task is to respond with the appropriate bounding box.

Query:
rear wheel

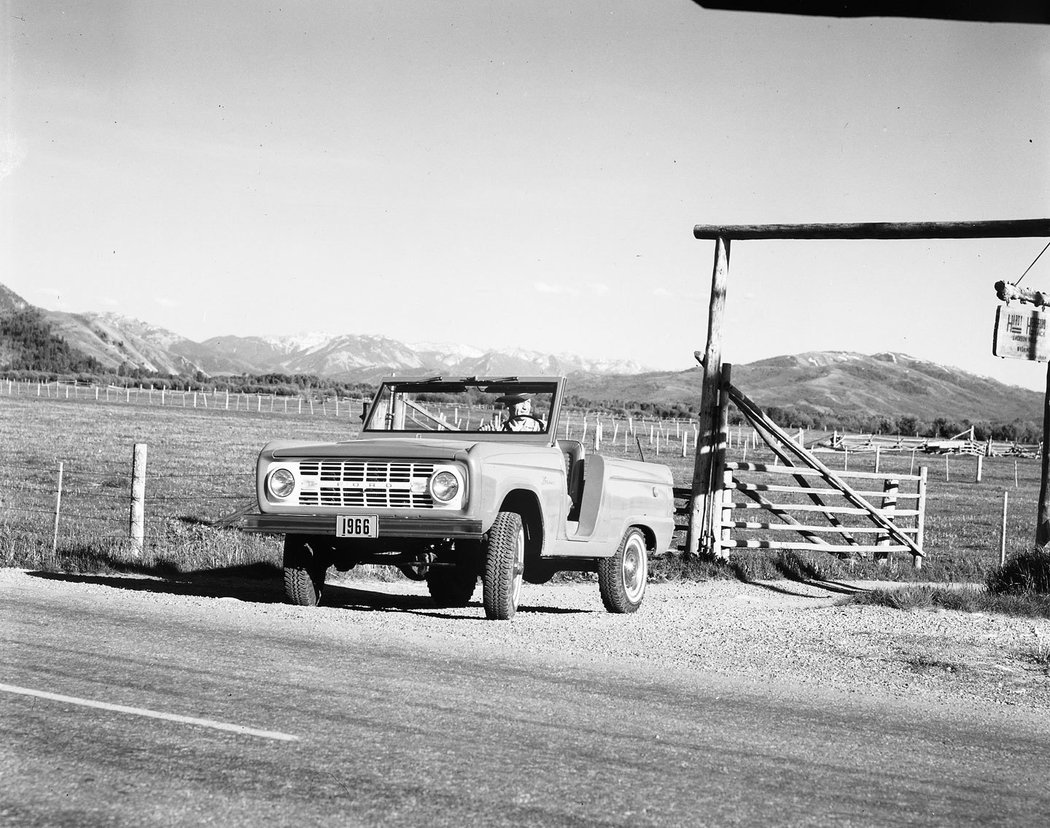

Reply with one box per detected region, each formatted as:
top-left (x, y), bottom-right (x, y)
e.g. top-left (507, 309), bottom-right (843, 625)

top-left (283, 535), bottom-right (329, 607)
top-left (598, 528), bottom-right (648, 613)
top-left (426, 565), bottom-right (478, 608)
top-left (482, 511), bottom-right (525, 620)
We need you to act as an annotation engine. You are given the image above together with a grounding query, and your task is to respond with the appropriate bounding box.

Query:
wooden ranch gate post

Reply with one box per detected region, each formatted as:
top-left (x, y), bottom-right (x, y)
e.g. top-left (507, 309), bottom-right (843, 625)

top-left (687, 236), bottom-right (730, 556)
top-left (689, 218), bottom-right (1050, 558)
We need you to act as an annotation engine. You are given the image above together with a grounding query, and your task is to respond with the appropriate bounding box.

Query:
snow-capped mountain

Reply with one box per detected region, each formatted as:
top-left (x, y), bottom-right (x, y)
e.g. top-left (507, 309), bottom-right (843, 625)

top-left (0, 283), bottom-right (655, 380)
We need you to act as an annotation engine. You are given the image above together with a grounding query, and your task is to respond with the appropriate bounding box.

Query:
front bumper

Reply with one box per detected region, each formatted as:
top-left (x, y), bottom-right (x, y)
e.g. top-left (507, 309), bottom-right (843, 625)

top-left (240, 513), bottom-right (485, 539)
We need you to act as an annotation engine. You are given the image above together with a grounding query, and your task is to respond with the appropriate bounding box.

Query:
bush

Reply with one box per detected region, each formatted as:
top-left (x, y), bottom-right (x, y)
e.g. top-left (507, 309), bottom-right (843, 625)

top-left (986, 548), bottom-right (1050, 596)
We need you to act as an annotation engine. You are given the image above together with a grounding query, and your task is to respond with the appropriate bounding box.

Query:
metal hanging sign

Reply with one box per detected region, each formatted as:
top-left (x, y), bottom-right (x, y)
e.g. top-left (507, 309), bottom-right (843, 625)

top-left (993, 305), bottom-right (1049, 361)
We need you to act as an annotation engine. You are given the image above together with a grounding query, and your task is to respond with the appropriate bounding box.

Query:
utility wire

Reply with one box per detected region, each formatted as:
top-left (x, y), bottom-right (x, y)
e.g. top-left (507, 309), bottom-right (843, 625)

top-left (1015, 239), bottom-right (1050, 286)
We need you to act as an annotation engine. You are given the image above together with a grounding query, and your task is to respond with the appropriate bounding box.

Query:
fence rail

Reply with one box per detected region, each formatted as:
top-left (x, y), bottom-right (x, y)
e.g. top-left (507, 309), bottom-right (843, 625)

top-left (715, 461), bottom-right (927, 560)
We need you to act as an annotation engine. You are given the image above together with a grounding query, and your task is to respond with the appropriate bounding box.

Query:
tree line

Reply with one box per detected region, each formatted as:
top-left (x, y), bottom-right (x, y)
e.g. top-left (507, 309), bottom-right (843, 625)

top-left (1, 315), bottom-right (1041, 441)
top-left (0, 310), bottom-right (105, 374)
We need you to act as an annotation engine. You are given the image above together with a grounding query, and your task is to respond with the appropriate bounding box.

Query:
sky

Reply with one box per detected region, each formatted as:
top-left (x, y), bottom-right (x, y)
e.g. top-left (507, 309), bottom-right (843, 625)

top-left (1, 1), bottom-right (1049, 388)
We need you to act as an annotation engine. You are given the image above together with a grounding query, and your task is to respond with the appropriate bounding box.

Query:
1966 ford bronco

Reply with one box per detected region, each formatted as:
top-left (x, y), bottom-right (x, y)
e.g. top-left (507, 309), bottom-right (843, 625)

top-left (242, 376), bottom-right (675, 620)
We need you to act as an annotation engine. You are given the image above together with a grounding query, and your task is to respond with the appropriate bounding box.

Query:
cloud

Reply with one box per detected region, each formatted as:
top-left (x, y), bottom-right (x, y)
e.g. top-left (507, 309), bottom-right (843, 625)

top-left (0, 134), bottom-right (27, 181)
top-left (154, 296), bottom-right (180, 308)
top-left (652, 287), bottom-right (672, 297)
top-left (588, 283), bottom-right (610, 296)
top-left (534, 281), bottom-right (581, 296)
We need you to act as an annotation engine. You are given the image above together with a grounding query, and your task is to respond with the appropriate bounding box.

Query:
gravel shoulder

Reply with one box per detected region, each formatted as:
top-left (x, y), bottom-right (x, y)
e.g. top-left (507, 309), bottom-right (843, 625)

top-left (4, 567), bottom-right (1049, 717)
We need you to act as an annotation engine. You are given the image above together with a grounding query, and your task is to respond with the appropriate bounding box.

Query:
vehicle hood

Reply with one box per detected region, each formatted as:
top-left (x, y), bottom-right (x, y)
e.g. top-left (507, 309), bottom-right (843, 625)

top-left (263, 436), bottom-right (483, 462)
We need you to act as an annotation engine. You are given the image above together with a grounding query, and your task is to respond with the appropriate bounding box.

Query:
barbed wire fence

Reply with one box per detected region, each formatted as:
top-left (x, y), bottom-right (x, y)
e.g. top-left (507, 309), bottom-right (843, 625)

top-left (0, 377), bottom-right (716, 456)
top-left (2, 453), bottom-right (258, 555)
top-left (4, 378), bottom-right (1037, 560)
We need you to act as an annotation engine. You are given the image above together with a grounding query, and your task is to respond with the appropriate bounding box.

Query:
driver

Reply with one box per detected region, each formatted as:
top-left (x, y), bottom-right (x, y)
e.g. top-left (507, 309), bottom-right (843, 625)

top-left (483, 393), bottom-right (544, 432)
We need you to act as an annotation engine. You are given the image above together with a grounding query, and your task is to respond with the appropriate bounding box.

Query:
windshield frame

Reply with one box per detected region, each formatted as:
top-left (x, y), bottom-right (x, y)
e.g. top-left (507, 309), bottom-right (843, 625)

top-left (361, 376), bottom-right (565, 442)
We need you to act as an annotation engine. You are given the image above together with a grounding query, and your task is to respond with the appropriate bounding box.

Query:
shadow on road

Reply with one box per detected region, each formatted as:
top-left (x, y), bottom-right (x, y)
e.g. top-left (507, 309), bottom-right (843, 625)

top-left (25, 570), bottom-right (591, 618)
top-left (26, 566), bottom-right (286, 603)
top-left (748, 578), bottom-right (869, 598)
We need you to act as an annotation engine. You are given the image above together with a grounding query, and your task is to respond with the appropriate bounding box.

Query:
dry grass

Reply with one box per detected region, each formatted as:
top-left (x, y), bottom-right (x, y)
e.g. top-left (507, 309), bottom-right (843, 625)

top-left (851, 584), bottom-right (1050, 619)
top-left (1, 393), bottom-right (1044, 588)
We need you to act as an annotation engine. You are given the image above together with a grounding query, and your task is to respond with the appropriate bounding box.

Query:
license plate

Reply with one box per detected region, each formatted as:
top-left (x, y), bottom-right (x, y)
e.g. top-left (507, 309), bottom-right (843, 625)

top-left (336, 515), bottom-right (379, 538)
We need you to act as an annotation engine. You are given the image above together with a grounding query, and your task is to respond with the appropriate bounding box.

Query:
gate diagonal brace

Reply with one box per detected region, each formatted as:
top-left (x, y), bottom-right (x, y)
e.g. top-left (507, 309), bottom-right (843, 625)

top-left (736, 486), bottom-right (831, 548)
top-left (727, 384), bottom-right (924, 561)
top-left (733, 402), bottom-right (861, 548)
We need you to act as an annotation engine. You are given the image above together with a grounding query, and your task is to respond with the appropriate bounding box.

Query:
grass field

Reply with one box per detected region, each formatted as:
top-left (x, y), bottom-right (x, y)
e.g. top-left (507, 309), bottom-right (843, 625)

top-left (1, 393), bottom-right (1043, 585)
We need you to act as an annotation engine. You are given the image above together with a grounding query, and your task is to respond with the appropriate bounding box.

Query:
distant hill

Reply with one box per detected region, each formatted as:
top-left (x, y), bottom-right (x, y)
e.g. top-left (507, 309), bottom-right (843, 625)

top-left (0, 286), bottom-right (105, 374)
top-left (567, 352), bottom-right (1044, 426)
top-left (0, 281), bottom-right (1043, 426)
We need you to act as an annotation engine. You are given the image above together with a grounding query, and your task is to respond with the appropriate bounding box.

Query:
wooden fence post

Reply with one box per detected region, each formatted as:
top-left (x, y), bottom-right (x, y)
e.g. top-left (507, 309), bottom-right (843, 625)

top-left (975, 454), bottom-right (983, 484)
top-left (1000, 490), bottom-right (1009, 566)
top-left (875, 478), bottom-right (898, 564)
top-left (915, 466), bottom-right (928, 570)
top-left (711, 364), bottom-right (733, 558)
top-left (52, 462), bottom-right (64, 555)
top-left (129, 443), bottom-right (147, 556)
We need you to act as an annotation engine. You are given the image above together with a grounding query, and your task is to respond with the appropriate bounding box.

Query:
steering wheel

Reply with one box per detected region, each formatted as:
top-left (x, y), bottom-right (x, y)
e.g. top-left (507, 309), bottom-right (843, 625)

top-left (501, 416), bottom-right (546, 432)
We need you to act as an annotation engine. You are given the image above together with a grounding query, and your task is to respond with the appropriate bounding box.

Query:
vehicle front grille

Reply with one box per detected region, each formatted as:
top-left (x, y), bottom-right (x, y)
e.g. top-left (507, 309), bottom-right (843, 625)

top-left (296, 460), bottom-right (436, 508)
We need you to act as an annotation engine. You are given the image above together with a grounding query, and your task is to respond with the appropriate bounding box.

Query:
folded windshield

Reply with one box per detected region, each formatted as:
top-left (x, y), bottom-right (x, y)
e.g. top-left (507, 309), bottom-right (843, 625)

top-left (363, 380), bottom-right (557, 434)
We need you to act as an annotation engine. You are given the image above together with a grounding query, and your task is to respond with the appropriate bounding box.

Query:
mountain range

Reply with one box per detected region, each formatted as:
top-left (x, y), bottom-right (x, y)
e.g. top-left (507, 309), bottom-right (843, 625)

top-left (0, 283), bottom-right (1043, 424)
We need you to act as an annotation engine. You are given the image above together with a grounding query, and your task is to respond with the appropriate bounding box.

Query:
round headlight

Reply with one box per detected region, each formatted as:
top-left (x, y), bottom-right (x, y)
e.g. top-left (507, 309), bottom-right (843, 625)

top-left (268, 468), bottom-right (296, 499)
top-left (429, 470), bottom-right (460, 503)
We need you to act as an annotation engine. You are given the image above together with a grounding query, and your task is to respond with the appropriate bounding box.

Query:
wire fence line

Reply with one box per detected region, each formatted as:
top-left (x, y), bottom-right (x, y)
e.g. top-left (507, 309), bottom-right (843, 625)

top-left (0, 377), bottom-right (710, 435)
top-left (6, 377), bottom-right (1036, 555)
top-left (3, 458), bottom-right (256, 551)
top-left (1, 377), bottom-right (368, 418)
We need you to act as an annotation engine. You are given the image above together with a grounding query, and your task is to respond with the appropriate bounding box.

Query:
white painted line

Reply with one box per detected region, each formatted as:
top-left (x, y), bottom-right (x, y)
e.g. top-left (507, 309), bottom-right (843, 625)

top-left (0, 682), bottom-right (299, 742)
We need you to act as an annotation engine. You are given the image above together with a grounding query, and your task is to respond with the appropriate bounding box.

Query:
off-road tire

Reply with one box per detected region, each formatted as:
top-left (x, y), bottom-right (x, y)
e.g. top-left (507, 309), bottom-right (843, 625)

top-left (482, 511), bottom-right (526, 620)
top-left (283, 535), bottom-right (329, 607)
top-left (426, 566), bottom-right (478, 608)
top-left (598, 528), bottom-right (648, 613)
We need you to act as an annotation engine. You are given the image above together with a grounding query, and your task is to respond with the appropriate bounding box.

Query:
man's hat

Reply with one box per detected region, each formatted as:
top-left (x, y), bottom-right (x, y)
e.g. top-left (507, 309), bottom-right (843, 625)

top-left (495, 393), bottom-right (531, 406)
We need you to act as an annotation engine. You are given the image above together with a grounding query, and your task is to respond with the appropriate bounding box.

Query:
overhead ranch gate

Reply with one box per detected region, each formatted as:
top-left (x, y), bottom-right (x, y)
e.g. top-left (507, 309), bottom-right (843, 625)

top-left (684, 218), bottom-right (1050, 562)
top-left (675, 363), bottom-right (927, 567)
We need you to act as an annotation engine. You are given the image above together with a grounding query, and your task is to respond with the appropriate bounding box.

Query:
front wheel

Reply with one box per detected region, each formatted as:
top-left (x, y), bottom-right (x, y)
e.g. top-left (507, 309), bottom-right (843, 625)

top-left (482, 511), bottom-right (525, 620)
top-left (598, 528), bottom-right (648, 613)
top-left (283, 535), bottom-right (329, 607)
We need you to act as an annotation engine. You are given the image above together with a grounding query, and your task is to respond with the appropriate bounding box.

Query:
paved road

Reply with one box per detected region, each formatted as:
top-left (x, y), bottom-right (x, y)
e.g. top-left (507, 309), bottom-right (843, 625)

top-left (2, 572), bottom-right (1048, 826)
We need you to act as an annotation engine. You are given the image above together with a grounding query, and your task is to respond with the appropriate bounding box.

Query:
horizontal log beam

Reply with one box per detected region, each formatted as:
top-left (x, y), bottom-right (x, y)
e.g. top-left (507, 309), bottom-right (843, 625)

top-left (694, 219), bottom-right (1050, 241)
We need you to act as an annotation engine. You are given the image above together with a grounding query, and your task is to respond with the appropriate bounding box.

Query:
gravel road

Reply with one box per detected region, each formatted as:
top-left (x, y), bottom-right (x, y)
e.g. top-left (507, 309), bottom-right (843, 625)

top-left (5, 568), bottom-right (1050, 826)
top-left (320, 574), bottom-right (1050, 716)
top-left (5, 568), bottom-right (1046, 717)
